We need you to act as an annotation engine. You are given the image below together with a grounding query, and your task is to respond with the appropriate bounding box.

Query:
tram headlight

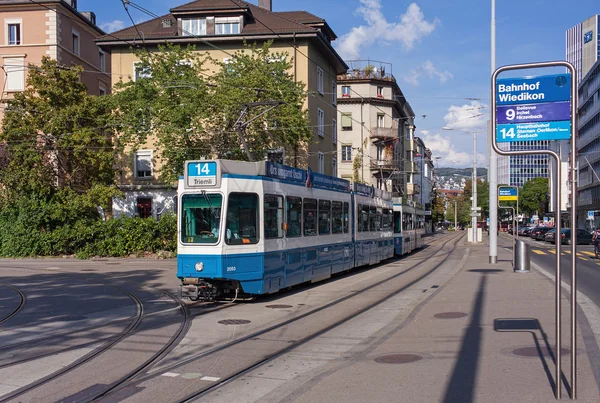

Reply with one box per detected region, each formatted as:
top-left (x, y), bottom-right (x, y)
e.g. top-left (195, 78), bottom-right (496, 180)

top-left (195, 262), bottom-right (204, 272)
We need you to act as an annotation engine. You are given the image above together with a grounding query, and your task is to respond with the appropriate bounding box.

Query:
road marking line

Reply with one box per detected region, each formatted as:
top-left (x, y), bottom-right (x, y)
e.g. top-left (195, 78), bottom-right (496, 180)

top-left (548, 249), bottom-right (556, 254)
top-left (532, 250), bottom-right (546, 255)
top-left (580, 257), bottom-right (588, 261)
top-left (581, 251), bottom-right (595, 257)
top-left (162, 372), bottom-right (180, 377)
top-left (201, 376), bottom-right (221, 382)
top-left (564, 250), bottom-right (571, 254)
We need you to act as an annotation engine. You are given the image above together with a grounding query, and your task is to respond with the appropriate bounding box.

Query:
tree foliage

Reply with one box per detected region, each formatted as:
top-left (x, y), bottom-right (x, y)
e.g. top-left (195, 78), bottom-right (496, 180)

top-left (0, 57), bottom-right (117, 200)
top-left (113, 42), bottom-right (312, 184)
top-left (520, 177), bottom-right (549, 216)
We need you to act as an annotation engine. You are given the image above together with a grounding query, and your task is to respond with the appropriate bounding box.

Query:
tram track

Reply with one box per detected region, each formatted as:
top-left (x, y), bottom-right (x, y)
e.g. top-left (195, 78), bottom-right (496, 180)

top-left (95, 232), bottom-right (463, 402)
top-left (0, 286), bottom-right (26, 326)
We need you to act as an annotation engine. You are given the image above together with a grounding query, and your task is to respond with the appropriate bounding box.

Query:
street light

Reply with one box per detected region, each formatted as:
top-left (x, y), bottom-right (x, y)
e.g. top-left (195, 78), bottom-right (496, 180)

top-left (454, 199), bottom-right (457, 231)
top-left (442, 127), bottom-right (481, 242)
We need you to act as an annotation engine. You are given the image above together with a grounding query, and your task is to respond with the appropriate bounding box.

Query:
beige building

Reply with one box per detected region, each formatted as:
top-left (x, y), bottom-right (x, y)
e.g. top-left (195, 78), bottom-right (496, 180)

top-left (0, 0), bottom-right (110, 122)
top-left (336, 60), bottom-right (415, 198)
top-left (96, 0), bottom-right (346, 219)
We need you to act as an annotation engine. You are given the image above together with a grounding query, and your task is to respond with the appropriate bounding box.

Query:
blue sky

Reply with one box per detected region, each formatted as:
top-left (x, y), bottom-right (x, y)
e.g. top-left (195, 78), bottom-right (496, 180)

top-left (84, 0), bottom-right (599, 168)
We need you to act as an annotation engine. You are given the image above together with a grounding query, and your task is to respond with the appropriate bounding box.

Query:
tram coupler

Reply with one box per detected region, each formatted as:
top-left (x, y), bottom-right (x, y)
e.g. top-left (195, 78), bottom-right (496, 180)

top-left (181, 279), bottom-right (218, 301)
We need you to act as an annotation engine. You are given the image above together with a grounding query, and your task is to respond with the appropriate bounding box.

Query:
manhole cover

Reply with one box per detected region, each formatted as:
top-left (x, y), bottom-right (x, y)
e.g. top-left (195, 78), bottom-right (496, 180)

top-left (266, 304), bottom-right (293, 309)
top-left (434, 312), bottom-right (468, 319)
top-left (374, 354), bottom-right (422, 364)
top-left (218, 319), bottom-right (251, 325)
top-left (512, 347), bottom-right (569, 357)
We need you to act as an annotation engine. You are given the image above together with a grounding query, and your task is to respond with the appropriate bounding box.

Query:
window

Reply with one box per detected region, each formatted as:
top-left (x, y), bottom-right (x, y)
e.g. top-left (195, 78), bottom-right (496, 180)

top-left (99, 83), bottom-right (106, 96)
top-left (343, 202), bottom-right (349, 233)
top-left (377, 86), bottom-right (383, 98)
top-left (286, 196), bottom-right (302, 238)
top-left (134, 62), bottom-right (152, 81)
top-left (318, 152), bottom-right (324, 174)
top-left (7, 22), bottom-right (21, 45)
top-left (137, 197), bottom-right (152, 219)
top-left (215, 17), bottom-right (240, 35)
top-left (332, 157), bottom-right (337, 177)
top-left (377, 114), bottom-right (385, 128)
top-left (342, 85), bottom-right (351, 97)
top-left (332, 201), bottom-right (343, 234)
top-left (317, 66), bottom-right (324, 94)
top-left (317, 108), bottom-right (324, 137)
top-left (72, 30), bottom-right (80, 56)
top-left (369, 206), bottom-right (378, 231)
top-left (361, 204), bottom-right (370, 232)
top-left (182, 18), bottom-right (206, 36)
top-left (342, 145), bottom-right (352, 161)
top-left (303, 198), bottom-right (317, 236)
top-left (332, 81), bottom-right (337, 104)
top-left (264, 194), bottom-right (284, 239)
top-left (4, 57), bottom-right (24, 91)
top-left (134, 150), bottom-right (152, 178)
top-left (318, 200), bottom-right (331, 235)
top-left (98, 50), bottom-right (105, 72)
top-left (181, 193), bottom-right (223, 243)
top-left (226, 193), bottom-right (259, 244)
top-left (341, 113), bottom-right (352, 130)
top-left (332, 119), bottom-right (337, 144)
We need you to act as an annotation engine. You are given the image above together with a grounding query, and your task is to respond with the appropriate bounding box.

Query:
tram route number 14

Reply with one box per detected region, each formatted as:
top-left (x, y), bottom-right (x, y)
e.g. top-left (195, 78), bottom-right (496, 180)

top-left (499, 127), bottom-right (516, 140)
top-left (196, 163), bottom-right (211, 175)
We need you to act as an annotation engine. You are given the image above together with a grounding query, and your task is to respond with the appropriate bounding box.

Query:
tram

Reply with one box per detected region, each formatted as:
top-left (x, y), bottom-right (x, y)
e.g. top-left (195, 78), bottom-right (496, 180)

top-left (392, 198), bottom-right (425, 256)
top-left (177, 159), bottom-right (416, 301)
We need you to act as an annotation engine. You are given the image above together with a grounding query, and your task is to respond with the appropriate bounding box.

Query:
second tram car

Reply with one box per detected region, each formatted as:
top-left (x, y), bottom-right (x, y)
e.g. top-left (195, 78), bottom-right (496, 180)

top-left (177, 160), bottom-right (417, 300)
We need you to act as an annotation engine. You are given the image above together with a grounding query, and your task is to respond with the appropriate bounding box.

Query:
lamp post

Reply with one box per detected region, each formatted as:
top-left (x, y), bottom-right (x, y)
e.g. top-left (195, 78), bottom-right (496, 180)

top-left (454, 199), bottom-right (457, 231)
top-left (443, 128), bottom-right (481, 242)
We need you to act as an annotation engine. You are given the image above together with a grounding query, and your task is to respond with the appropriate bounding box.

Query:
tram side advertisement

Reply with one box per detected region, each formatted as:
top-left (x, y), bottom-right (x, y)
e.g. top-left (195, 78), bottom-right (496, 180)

top-left (495, 73), bottom-right (571, 143)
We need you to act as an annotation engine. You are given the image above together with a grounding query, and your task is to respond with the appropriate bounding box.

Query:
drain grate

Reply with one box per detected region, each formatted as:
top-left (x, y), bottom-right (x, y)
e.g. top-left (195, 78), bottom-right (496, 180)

top-left (218, 319), bottom-right (251, 325)
top-left (434, 312), bottom-right (468, 319)
top-left (266, 304), bottom-right (293, 309)
top-left (512, 347), bottom-right (569, 357)
top-left (375, 354), bottom-right (423, 364)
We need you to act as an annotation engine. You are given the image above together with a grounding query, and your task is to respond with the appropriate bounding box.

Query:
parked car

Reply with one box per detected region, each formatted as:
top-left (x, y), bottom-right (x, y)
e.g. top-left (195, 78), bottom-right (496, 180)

top-left (561, 229), bottom-right (593, 245)
top-left (530, 227), bottom-right (552, 241)
top-left (522, 227), bottom-right (533, 237)
top-left (544, 229), bottom-right (557, 243)
top-left (517, 226), bottom-right (530, 236)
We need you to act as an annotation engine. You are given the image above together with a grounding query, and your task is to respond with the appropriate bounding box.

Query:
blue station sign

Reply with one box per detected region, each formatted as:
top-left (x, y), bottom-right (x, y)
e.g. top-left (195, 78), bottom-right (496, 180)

top-left (498, 186), bottom-right (518, 201)
top-left (495, 73), bottom-right (572, 143)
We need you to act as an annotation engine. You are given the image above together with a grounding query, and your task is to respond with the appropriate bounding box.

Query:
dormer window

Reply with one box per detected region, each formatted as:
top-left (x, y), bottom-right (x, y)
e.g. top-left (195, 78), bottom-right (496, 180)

top-left (181, 18), bottom-right (206, 36)
top-left (215, 17), bottom-right (240, 35)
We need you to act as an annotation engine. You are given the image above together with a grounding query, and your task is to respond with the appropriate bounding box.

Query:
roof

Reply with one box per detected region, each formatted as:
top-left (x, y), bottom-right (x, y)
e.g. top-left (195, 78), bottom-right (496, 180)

top-left (276, 11), bottom-right (324, 24)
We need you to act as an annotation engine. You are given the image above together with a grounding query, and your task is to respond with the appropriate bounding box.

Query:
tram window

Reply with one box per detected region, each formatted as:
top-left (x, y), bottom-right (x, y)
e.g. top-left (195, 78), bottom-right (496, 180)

top-left (343, 202), bottom-right (349, 233)
top-left (264, 194), bottom-right (283, 239)
top-left (225, 193), bottom-right (259, 245)
top-left (382, 209), bottom-right (390, 230)
top-left (369, 206), bottom-right (377, 231)
top-left (376, 208), bottom-right (383, 231)
top-left (319, 200), bottom-right (331, 235)
top-left (303, 198), bottom-right (317, 236)
top-left (361, 205), bottom-right (370, 232)
top-left (181, 193), bottom-right (223, 244)
top-left (332, 201), bottom-right (343, 234)
top-left (393, 211), bottom-right (401, 233)
top-left (286, 196), bottom-right (302, 238)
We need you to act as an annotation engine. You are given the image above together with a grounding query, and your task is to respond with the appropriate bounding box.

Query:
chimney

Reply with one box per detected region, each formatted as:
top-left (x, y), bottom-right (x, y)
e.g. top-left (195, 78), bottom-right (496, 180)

top-left (258, 0), bottom-right (272, 11)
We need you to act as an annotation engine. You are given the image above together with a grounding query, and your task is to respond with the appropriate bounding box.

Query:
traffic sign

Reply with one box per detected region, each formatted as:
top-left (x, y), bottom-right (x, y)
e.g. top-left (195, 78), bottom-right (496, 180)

top-left (472, 206), bottom-right (482, 211)
top-left (588, 211), bottom-right (595, 220)
top-left (495, 73), bottom-right (571, 142)
top-left (471, 212), bottom-right (482, 217)
top-left (498, 186), bottom-right (518, 201)
top-left (486, 218), bottom-right (490, 225)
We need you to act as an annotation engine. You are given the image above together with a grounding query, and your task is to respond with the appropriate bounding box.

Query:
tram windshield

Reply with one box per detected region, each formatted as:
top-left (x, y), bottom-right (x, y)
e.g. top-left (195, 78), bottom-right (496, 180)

top-left (226, 193), bottom-right (259, 245)
top-left (181, 193), bottom-right (223, 244)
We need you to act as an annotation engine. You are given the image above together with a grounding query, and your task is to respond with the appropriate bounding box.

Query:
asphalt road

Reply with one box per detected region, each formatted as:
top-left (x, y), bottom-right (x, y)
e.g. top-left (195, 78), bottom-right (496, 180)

top-left (507, 234), bottom-right (600, 309)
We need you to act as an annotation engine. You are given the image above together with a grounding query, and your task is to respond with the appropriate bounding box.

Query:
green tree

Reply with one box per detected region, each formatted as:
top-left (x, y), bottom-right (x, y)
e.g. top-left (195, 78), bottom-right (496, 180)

top-left (112, 44), bottom-right (212, 184)
top-left (445, 194), bottom-right (470, 226)
top-left (520, 177), bottom-right (549, 216)
top-left (207, 41), bottom-right (312, 165)
top-left (431, 189), bottom-right (445, 224)
top-left (0, 57), bottom-right (117, 202)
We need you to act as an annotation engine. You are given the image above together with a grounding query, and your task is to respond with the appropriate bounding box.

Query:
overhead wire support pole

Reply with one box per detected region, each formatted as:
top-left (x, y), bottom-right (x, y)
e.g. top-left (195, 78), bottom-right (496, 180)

top-left (489, 0), bottom-right (498, 264)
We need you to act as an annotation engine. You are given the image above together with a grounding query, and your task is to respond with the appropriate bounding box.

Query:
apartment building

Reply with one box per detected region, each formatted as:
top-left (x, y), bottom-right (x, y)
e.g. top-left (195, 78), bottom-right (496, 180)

top-left (0, 0), bottom-right (110, 122)
top-left (96, 0), bottom-right (347, 218)
top-left (336, 60), bottom-right (415, 198)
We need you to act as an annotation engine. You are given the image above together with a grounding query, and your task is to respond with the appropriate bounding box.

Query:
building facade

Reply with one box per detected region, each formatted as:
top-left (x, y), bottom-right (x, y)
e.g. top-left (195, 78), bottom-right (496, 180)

top-left (335, 60), bottom-right (414, 197)
top-left (567, 14), bottom-right (599, 84)
top-left (96, 0), bottom-right (347, 219)
top-left (0, 0), bottom-right (110, 123)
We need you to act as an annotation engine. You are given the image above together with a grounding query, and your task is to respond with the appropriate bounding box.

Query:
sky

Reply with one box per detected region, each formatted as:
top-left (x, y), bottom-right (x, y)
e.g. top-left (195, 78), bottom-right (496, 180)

top-left (82, 0), bottom-right (600, 168)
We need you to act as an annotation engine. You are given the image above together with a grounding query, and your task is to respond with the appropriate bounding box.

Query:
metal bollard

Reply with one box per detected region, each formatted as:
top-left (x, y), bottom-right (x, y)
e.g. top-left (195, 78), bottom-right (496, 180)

top-left (514, 239), bottom-right (530, 273)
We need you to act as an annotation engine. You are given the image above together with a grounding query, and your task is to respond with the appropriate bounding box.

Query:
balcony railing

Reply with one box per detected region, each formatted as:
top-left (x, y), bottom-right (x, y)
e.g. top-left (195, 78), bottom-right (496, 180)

top-left (370, 126), bottom-right (398, 139)
top-left (370, 159), bottom-right (397, 171)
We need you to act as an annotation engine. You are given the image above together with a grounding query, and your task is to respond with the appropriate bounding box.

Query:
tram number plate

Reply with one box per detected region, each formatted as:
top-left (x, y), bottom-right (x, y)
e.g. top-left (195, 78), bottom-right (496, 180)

top-left (187, 162), bottom-right (217, 187)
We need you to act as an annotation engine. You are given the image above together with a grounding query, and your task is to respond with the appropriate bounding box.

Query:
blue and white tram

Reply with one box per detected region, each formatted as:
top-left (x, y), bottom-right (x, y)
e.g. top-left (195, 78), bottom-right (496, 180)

top-left (392, 198), bottom-right (424, 256)
top-left (177, 159), bottom-right (394, 300)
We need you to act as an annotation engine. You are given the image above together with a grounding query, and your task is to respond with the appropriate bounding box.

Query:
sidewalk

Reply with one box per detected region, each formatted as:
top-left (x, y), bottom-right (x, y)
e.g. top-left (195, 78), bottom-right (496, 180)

top-left (282, 233), bottom-right (600, 402)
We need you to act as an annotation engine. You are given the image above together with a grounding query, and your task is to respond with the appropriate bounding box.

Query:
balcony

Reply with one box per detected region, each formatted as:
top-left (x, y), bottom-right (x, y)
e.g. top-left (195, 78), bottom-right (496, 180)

top-left (370, 126), bottom-right (398, 140)
top-left (407, 183), bottom-right (421, 195)
top-left (370, 159), bottom-right (396, 171)
top-left (337, 60), bottom-right (395, 82)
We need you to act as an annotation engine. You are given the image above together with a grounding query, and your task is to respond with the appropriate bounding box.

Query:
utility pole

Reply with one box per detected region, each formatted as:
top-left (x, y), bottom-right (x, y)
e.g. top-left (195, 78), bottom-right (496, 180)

top-left (454, 200), bottom-right (457, 231)
top-left (489, 0), bottom-right (498, 263)
top-left (472, 133), bottom-right (478, 240)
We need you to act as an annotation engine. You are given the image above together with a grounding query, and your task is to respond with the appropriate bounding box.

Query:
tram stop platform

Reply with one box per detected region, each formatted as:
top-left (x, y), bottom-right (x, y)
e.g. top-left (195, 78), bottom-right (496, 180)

top-left (264, 233), bottom-right (600, 403)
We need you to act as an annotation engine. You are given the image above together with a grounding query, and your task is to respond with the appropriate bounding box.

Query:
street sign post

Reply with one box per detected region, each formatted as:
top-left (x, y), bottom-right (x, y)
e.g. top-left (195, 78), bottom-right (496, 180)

top-left (498, 186), bottom-right (519, 267)
top-left (492, 61), bottom-right (578, 399)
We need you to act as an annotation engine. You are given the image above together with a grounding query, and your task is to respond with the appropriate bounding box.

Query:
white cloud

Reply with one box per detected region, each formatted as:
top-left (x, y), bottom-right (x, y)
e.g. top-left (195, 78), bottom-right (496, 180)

top-left (100, 20), bottom-right (127, 33)
top-left (419, 130), bottom-right (486, 168)
top-left (336, 1), bottom-right (438, 60)
top-left (404, 60), bottom-right (453, 86)
top-left (442, 101), bottom-right (488, 132)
